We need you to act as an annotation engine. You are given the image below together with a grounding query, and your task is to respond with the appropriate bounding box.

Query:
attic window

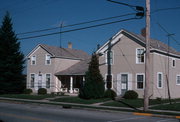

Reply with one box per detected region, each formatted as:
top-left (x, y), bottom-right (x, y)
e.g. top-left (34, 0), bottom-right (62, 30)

top-left (45, 54), bottom-right (51, 65)
top-left (31, 55), bottom-right (36, 65)
top-left (172, 59), bottom-right (176, 67)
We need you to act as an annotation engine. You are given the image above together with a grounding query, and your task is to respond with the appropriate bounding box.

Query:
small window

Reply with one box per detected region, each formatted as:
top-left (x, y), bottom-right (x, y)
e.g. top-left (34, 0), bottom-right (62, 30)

top-left (106, 50), bottom-right (113, 65)
top-left (30, 74), bottom-right (35, 88)
top-left (172, 59), bottom-right (176, 67)
top-left (45, 54), bottom-right (51, 65)
top-left (136, 48), bottom-right (145, 64)
top-left (31, 55), bottom-right (36, 65)
top-left (46, 74), bottom-right (51, 88)
top-left (177, 75), bottom-right (180, 85)
top-left (157, 72), bottom-right (163, 88)
top-left (38, 74), bottom-right (42, 88)
top-left (136, 74), bottom-right (144, 89)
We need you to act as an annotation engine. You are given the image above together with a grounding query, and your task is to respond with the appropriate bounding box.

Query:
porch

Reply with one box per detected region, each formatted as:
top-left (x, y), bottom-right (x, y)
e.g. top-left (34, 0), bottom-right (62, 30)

top-left (56, 75), bottom-right (85, 94)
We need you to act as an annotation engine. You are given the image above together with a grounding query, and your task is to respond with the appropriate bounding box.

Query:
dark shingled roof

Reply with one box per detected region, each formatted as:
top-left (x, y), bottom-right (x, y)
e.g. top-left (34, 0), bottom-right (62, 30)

top-left (40, 44), bottom-right (90, 60)
top-left (125, 30), bottom-right (180, 56)
top-left (55, 59), bottom-right (90, 76)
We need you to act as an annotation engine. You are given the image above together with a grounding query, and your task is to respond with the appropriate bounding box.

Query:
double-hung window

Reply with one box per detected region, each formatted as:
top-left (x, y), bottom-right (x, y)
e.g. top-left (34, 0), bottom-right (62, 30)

top-left (45, 54), bottom-right (51, 65)
top-left (30, 74), bottom-right (35, 88)
top-left (46, 74), bottom-right (51, 88)
top-left (136, 48), bottom-right (145, 64)
top-left (157, 72), bottom-right (163, 88)
top-left (177, 75), bottom-right (180, 85)
top-left (31, 55), bottom-right (36, 65)
top-left (136, 74), bottom-right (144, 89)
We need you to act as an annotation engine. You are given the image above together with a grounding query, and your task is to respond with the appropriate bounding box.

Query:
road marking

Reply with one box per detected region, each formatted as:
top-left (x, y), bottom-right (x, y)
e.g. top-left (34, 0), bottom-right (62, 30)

top-left (107, 116), bottom-right (146, 122)
top-left (133, 112), bottom-right (152, 116)
top-left (0, 112), bottom-right (54, 122)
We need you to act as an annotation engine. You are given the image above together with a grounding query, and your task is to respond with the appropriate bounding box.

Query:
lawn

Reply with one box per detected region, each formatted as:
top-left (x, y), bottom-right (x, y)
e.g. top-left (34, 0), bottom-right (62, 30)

top-left (0, 94), bottom-right (55, 100)
top-left (102, 99), bottom-right (143, 108)
top-left (52, 97), bottom-right (111, 104)
top-left (151, 103), bottom-right (180, 111)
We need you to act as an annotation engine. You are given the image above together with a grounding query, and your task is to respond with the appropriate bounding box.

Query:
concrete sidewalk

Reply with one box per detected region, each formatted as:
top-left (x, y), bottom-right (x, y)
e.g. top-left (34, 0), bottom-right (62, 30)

top-left (0, 96), bottom-right (180, 119)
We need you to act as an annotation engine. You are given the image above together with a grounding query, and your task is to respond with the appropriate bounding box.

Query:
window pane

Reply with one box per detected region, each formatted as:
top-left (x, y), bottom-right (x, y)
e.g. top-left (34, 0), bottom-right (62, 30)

top-left (46, 74), bottom-right (50, 88)
top-left (177, 76), bottom-right (180, 84)
top-left (30, 74), bottom-right (35, 88)
top-left (158, 73), bottom-right (162, 88)
top-left (137, 49), bottom-right (144, 63)
top-left (137, 75), bottom-right (143, 89)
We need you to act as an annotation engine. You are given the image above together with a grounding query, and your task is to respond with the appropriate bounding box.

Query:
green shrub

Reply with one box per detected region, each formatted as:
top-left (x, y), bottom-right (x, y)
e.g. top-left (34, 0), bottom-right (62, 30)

top-left (23, 89), bottom-right (32, 94)
top-left (104, 89), bottom-right (117, 99)
top-left (123, 90), bottom-right (138, 99)
top-left (38, 88), bottom-right (47, 95)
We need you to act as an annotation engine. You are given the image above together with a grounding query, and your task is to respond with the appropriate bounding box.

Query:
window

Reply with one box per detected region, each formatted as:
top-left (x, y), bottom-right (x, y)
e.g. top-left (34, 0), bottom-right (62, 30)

top-left (46, 74), bottom-right (51, 88)
top-left (157, 72), bottom-right (163, 88)
top-left (177, 75), bottom-right (180, 85)
top-left (106, 50), bottom-right (113, 65)
top-left (172, 59), bottom-right (176, 67)
top-left (31, 55), bottom-right (36, 65)
top-left (136, 48), bottom-right (145, 64)
top-left (45, 54), bottom-right (51, 65)
top-left (30, 74), bottom-right (35, 88)
top-left (136, 74), bottom-right (144, 89)
top-left (38, 74), bottom-right (42, 88)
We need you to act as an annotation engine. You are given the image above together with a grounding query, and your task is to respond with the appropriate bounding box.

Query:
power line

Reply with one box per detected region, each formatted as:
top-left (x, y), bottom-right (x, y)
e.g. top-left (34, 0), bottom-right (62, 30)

top-left (19, 17), bottom-right (141, 40)
top-left (17, 13), bottom-right (136, 35)
top-left (157, 23), bottom-right (180, 47)
top-left (151, 6), bottom-right (180, 14)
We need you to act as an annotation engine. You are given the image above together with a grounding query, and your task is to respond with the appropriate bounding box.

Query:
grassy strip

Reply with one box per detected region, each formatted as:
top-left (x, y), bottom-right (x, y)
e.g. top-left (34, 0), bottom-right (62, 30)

top-left (51, 96), bottom-right (111, 104)
top-left (102, 99), bottom-right (143, 108)
top-left (150, 103), bottom-right (180, 111)
top-left (0, 94), bottom-right (56, 100)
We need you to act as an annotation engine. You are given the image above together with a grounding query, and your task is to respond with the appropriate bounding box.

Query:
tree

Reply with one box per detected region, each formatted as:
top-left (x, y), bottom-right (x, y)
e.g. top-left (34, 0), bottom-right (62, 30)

top-left (0, 12), bottom-right (25, 94)
top-left (79, 54), bottom-right (105, 99)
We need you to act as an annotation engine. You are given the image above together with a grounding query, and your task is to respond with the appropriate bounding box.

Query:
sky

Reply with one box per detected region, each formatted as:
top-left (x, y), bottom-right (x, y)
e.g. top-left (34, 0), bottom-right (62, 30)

top-left (0, 0), bottom-right (180, 56)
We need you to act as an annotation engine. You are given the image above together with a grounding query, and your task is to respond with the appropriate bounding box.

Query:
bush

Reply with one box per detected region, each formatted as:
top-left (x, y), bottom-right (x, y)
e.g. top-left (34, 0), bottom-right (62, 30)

top-left (123, 90), bottom-right (138, 99)
top-left (38, 88), bottom-right (47, 95)
top-left (104, 89), bottom-right (117, 99)
top-left (23, 89), bottom-right (32, 94)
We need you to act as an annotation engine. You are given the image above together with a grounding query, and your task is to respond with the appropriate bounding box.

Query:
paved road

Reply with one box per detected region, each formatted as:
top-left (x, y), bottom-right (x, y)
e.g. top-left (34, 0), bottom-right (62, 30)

top-left (0, 102), bottom-right (179, 122)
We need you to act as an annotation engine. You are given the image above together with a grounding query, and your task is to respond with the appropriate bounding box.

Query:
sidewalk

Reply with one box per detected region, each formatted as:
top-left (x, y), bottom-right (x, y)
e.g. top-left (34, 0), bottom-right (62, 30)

top-left (0, 96), bottom-right (180, 118)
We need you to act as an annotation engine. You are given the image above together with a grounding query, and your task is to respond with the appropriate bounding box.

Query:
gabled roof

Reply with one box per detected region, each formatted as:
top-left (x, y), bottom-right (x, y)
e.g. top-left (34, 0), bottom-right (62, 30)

top-left (97, 29), bottom-right (180, 58)
top-left (55, 59), bottom-right (90, 76)
top-left (27, 44), bottom-right (90, 60)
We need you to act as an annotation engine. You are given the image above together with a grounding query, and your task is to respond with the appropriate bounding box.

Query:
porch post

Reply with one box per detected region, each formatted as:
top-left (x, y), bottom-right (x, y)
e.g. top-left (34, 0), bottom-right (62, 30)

top-left (69, 76), bottom-right (73, 93)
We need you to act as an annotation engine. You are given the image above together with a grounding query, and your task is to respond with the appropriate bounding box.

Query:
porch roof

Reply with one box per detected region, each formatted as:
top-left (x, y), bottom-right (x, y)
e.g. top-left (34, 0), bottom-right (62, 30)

top-left (55, 59), bottom-right (90, 76)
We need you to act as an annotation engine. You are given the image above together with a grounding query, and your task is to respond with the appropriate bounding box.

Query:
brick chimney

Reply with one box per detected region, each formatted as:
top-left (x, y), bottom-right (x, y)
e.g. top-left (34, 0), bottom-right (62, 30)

top-left (141, 28), bottom-right (146, 37)
top-left (68, 42), bottom-right (72, 49)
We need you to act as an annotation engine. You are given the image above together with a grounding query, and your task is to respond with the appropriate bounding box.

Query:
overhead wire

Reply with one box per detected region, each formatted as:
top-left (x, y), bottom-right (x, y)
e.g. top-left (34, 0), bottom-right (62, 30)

top-left (17, 13), bottom-right (136, 35)
top-left (19, 16), bottom-right (142, 40)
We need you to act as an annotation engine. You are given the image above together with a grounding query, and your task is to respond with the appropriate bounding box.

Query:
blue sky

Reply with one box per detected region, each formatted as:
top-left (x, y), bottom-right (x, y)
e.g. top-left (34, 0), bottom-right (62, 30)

top-left (0, 0), bottom-right (180, 55)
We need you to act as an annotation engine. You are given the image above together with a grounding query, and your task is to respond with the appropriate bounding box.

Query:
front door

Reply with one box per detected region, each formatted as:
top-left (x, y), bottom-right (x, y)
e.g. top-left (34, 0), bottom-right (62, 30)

top-left (121, 74), bottom-right (128, 96)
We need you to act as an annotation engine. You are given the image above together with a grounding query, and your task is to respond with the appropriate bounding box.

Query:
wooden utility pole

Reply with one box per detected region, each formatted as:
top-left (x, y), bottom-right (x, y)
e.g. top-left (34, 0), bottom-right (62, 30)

top-left (144, 0), bottom-right (150, 111)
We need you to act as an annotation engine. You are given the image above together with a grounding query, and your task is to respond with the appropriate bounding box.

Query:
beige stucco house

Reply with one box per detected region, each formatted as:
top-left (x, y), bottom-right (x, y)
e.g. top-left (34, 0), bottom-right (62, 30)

top-left (96, 29), bottom-right (180, 99)
top-left (26, 43), bottom-right (90, 94)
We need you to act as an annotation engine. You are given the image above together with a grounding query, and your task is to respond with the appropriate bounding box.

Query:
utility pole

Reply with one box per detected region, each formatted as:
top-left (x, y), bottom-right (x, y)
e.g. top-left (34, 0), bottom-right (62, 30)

top-left (144, 0), bottom-right (150, 111)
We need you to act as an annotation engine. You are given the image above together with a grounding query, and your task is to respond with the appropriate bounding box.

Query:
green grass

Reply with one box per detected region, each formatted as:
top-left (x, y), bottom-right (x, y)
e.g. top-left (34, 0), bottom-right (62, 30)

top-left (0, 94), bottom-right (55, 100)
top-left (102, 99), bottom-right (143, 108)
top-left (52, 97), bottom-right (111, 104)
top-left (151, 102), bottom-right (180, 111)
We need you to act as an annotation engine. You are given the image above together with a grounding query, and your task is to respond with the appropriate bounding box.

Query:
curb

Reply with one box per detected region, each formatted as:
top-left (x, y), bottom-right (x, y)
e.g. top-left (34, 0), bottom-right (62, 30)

top-left (133, 112), bottom-right (180, 119)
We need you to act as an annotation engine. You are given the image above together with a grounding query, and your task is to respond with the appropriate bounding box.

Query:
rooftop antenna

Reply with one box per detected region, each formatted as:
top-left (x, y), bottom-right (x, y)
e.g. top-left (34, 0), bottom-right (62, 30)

top-left (59, 22), bottom-right (63, 48)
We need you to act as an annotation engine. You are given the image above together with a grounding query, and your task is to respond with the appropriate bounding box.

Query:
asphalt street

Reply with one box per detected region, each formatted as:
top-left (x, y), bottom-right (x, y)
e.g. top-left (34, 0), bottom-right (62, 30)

top-left (0, 102), bottom-right (179, 122)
